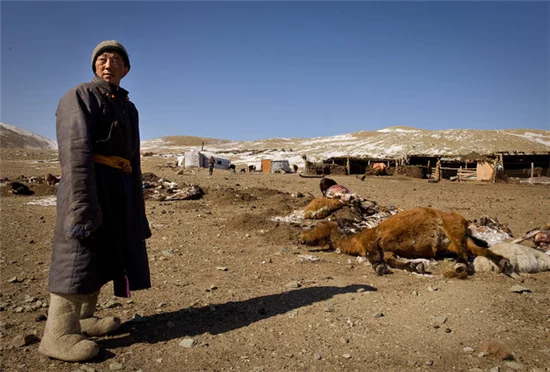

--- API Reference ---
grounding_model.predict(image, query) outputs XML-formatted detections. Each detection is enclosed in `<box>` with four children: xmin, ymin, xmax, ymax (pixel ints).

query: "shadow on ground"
<box><xmin>96</xmin><ymin>284</ymin><xmax>374</xmax><ymax>354</ymax></box>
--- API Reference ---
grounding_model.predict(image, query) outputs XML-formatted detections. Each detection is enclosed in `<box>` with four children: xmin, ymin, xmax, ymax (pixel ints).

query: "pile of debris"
<box><xmin>0</xmin><ymin>174</ymin><xmax>60</xmax><ymax>196</ymax></box>
<box><xmin>274</xmin><ymin>182</ymin><xmax>402</xmax><ymax>232</ymax></box>
<box><xmin>142</xmin><ymin>172</ymin><xmax>204</xmax><ymax>201</ymax></box>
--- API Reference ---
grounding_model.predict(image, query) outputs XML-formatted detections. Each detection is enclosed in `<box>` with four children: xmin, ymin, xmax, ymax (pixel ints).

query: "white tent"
<box><xmin>271</xmin><ymin>160</ymin><xmax>292</xmax><ymax>173</ymax></box>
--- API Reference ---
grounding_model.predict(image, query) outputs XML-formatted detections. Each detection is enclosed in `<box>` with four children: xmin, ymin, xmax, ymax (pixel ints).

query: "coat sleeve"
<box><xmin>56</xmin><ymin>85</ymin><xmax>102</xmax><ymax>239</ymax></box>
<box><xmin>129</xmin><ymin>104</ymin><xmax>152</xmax><ymax>239</ymax></box>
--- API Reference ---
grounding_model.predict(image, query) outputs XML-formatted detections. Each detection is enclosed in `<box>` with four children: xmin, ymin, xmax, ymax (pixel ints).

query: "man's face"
<box><xmin>94</xmin><ymin>51</ymin><xmax>129</xmax><ymax>86</ymax></box>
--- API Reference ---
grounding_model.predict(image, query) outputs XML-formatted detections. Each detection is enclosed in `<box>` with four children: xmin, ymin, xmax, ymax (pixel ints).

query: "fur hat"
<box><xmin>91</xmin><ymin>40</ymin><xmax>130</xmax><ymax>73</ymax></box>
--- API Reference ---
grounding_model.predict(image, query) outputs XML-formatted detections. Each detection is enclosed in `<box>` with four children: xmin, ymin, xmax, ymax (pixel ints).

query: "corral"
<box><xmin>304</xmin><ymin>151</ymin><xmax>550</xmax><ymax>183</ymax></box>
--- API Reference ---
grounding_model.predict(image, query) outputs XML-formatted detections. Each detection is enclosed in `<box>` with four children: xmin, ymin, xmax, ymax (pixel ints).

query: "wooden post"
<box><xmin>530</xmin><ymin>162</ymin><xmax>534</xmax><ymax>184</ymax></box>
<box><xmin>346</xmin><ymin>155</ymin><xmax>350</xmax><ymax>175</ymax></box>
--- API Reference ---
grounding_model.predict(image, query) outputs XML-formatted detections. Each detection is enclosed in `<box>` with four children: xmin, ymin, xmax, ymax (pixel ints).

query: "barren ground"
<box><xmin>1</xmin><ymin>150</ymin><xmax>549</xmax><ymax>372</ymax></box>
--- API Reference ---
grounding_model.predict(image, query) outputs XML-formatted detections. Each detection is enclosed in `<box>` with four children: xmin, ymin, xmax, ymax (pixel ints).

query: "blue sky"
<box><xmin>1</xmin><ymin>1</ymin><xmax>548</xmax><ymax>142</ymax></box>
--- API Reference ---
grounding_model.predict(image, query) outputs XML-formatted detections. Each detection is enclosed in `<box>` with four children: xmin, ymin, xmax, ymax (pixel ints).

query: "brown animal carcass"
<box><xmin>300</xmin><ymin>207</ymin><xmax>514</xmax><ymax>278</ymax></box>
<box><xmin>45</xmin><ymin>173</ymin><xmax>60</xmax><ymax>186</ymax></box>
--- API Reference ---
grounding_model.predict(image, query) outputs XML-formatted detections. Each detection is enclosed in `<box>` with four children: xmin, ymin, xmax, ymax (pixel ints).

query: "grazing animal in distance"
<box><xmin>300</xmin><ymin>207</ymin><xmax>514</xmax><ymax>279</ymax></box>
<box><xmin>522</xmin><ymin>167</ymin><xmax>542</xmax><ymax>178</ymax></box>
<box><xmin>248</xmin><ymin>165</ymin><xmax>256</xmax><ymax>173</ymax></box>
<box><xmin>358</xmin><ymin>162</ymin><xmax>387</xmax><ymax>181</ymax></box>
<box><xmin>228</xmin><ymin>164</ymin><xmax>236</xmax><ymax>172</ymax></box>
<box><xmin>319</xmin><ymin>177</ymin><xmax>338</xmax><ymax>197</ymax></box>
<box><xmin>371</xmin><ymin>162</ymin><xmax>387</xmax><ymax>176</ymax></box>
<box><xmin>293</xmin><ymin>164</ymin><xmax>299</xmax><ymax>173</ymax></box>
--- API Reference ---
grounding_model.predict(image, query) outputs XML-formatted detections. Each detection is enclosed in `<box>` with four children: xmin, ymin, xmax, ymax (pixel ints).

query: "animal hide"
<box><xmin>303</xmin><ymin>198</ymin><xmax>344</xmax><ymax>219</ymax></box>
<box><xmin>474</xmin><ymin>242</ymin><xmax>550</xmax><ymax>274</ymax></box>
<box><xmin>325</xmin><ymin>184</ymin><xmax>351</xmax><ymax>199</ymax></box>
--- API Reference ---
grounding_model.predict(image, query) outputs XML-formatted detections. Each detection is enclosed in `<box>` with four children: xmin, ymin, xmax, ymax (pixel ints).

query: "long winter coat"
<box><xmin>49</xmin><ymin>76</ymin><xmax>151</xmax><ymax>297</ymax></box>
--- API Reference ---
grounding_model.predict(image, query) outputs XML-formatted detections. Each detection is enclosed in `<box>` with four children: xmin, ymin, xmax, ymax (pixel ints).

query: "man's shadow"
<box><xmin>97</xmin><ymin>284</ymin><xmax>374</xmax><ymax>350</ymax></box>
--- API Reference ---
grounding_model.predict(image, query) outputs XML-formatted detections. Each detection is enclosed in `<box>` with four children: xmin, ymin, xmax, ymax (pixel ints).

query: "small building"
<box><xmin>183</xmin><ymin>150</ymin><xmax>231</xmax><ymax>170</ymax></box>
<box><xmin>261</xmin><ymin>159</ymin><xmax>293</xmax><ymax>173</ymax></box>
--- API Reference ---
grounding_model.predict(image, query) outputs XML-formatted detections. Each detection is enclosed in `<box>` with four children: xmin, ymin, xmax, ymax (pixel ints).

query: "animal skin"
<box><xmin>303</xmin><ymin>198</ymin><xmax>345</xmax><ymax>220</ymax></box>
<box><xmin>10</xmin><ymin>181</ymin><xmax>34</xmax><ymax>195</ymax></box>
<box><xmin>300</xmin><ymin>207</ymin><xmax>514</xmax><ymax>279</ymax></box>
<box><xmin>45</xmin><ymin>173</ymin><xmax>60</xmax><ymax>186</ymax></box>
<box><xmin>474</xmin><ymin>242</ymin><xmax>550</xmax><ymax>274</ymax></box>
<box><xmin>319</xmin><ymin>178</ymin><xmax>337</xmax><ymax>197</ymax></box>
<box><xmin>534</xmin><ymin>224</ymin><xmax>550</xmax><ymax>250</ymax></box>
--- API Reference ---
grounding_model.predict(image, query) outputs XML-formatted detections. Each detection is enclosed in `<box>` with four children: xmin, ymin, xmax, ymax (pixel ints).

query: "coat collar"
<box><xmin>91</xmin><ymin>76</ymin><xmax>129</xmax><ymax>99</ymax></box>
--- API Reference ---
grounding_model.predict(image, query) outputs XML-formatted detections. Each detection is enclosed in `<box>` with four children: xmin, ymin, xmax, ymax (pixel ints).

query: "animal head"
<box><xmin>534</xmin><ymin>225</ymin><xmax>550</xmax><ymax>247</ymax></box>
<box><xmin>299</xmin><ymin>221</ymin><xmax>339</xmax><ymax>247</ymax></box>
<box><xmin>319</xmin><ymin>178</ymin><xmax>338</xmax><ymax>196</ymax></box>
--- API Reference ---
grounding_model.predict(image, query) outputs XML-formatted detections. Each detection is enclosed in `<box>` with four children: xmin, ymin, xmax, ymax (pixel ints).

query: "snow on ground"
<box><xmin>89</xmin><ymin>126</ymin><xmax>550</xmax><ymax>170</ymax></box>
<box><xmin>25</xmin><ymin>196</ymin><xmax>57</xmax><ymax>206</ymax></box>
<box><xmin>512</xmin><ymin>131</ymin><xmax>550</xmax><ymax>147</ymax></box>
<box><xmin>377</xmin><ymin>127</ymin><xmax>421</xmax><ymax>133</ymax></box>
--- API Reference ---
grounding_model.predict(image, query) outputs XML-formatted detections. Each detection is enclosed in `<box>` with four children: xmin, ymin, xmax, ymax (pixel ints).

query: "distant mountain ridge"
<box><xmin>141</xmin><ymin>127</ymin><xmax>550</xmax><ymax>166</ymax></box>
<box><xmin>0</xmin><ymin>123</ymin><xmax>57</xmax><ymax>149</ymax></box>
<box><xmin>2</xmin><ymin>123</ymin><xmax>549</xmax><ymax>168</ymax></box>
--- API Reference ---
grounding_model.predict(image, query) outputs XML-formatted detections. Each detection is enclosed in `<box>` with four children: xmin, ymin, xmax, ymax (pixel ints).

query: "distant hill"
<box><xmin>2</xmin><ymin>124</ymin><xmax>548</xmax><ymax>168</ymax></box>
<box><xmin>142</xmin><ymin>127</ymin><xmax>550</xmax><ymax>166</ymax></box>
<box><xmin>142</xmin><ymin>135</ymin><xmax>232</xmax><ymax>149</ymax></box>
<box><xmin>0</xmin><ymin>123</ymin><xmax>57</xmax><ymax>149</ymax></box>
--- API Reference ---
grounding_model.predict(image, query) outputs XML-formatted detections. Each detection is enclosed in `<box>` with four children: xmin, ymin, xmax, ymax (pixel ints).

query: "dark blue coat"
<box><xmin>49</xmin><ymin>77</ymin><xmax>151</xmax><ymax>297</ymax></box>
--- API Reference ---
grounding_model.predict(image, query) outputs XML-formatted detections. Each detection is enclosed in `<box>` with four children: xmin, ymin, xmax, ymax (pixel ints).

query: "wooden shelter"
<box><xmin>303</xmin><ymin>150</ymin><xmax>550</xmax><ymax>182</ymax></box>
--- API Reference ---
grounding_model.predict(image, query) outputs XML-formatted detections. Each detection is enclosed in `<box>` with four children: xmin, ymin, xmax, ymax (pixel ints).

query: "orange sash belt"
<box><xmin>92</xmin><ymin>153</ymin><xmax>132</xmax><ymax>173</ymax></box>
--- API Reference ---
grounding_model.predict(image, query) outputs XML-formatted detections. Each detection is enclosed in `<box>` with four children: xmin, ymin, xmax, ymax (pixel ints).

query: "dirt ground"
<box><xmin>1</xmin><ymin>150</ymin><xmax>549</xmax><ymax>372</ymax></box>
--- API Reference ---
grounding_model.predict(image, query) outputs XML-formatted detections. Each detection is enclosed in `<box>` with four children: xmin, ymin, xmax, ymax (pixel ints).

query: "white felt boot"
<box><xmin>80</xmin><ymin>290</ymin><xmax>121</xmax><ymax>337</ymax></box>
<box><xmin>38</xmin><ymin>293</ymin><xmax>99</xmax><ymax>362</ymax></box>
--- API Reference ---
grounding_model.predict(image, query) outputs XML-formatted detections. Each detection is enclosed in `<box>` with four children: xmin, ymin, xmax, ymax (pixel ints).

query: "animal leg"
<box><xmin>467</xmin><ymin>243</ymin><xmax>515</xmax><ymax>278</ymax></box>
<box><xmin>442</xmin><ymin>263</ymin><xmax>469</xmax><ymax>280</ymax></box>
<box><xmin>383</xmin><ymin>252</ymin><xmax>426</xmax><ymax>274</ymax></box>
<box><xmin>366</xmin><ymin>239</ymin><xmax>391</xmax><ymax>276</ymax></box>
<box><xmin>447</xmin><ymin>238</ymin><xmax>476</xmax><ymax>275</ymax></box>
<box><xmin>299</xmin><ymin>222</ymin><xmax>335</xmax><ymax>247</ymax></box>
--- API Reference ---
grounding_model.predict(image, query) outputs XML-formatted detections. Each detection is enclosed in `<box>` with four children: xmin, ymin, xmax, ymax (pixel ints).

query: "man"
<box><xmin>38</xmin><ymin>40</ymin><xmax>152</xmax><ymax>362</ymax></box>
<box><xmin>209</xmin><ymin>155</ymin><xmax>215</xmax><ymax>176</ymax></box>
